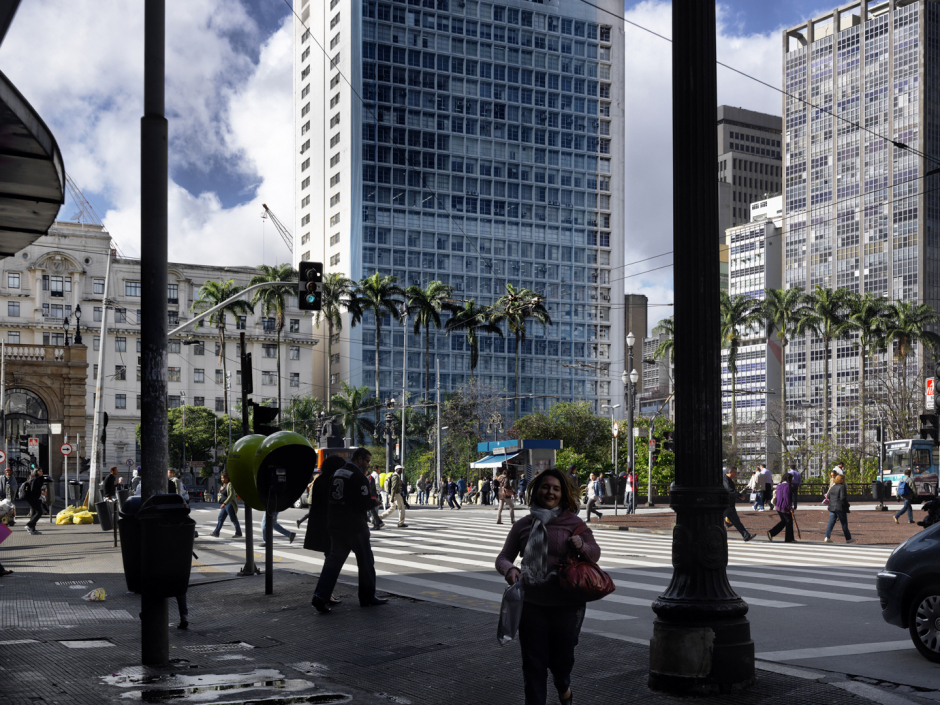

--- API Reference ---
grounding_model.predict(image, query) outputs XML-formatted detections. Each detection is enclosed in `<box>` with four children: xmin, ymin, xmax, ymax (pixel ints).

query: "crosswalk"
<box><xmin>193</xmin><ymin>508</ymin><xmax>891</xmax><ymax>626</ymax></box>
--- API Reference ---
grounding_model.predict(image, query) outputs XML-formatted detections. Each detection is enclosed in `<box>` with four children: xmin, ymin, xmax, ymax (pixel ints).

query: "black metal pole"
<box><xmin>238</xmin><ymin>332</ymin><xmax>259</xmax><ymax>577</ymax></box>
<box><xmin>265</xmin><ymin>487</ymin><xmax>273</xmax><ymax>595</ymax></box>
<box><xmin>140</xmin><ymin>0</ymin><xmax>169</xmax><ymax>667</ymax></box>
<box><xmin>648</xmin><ymin>1</ymin><xmax>754</xmax><ymax>694</ymax></box>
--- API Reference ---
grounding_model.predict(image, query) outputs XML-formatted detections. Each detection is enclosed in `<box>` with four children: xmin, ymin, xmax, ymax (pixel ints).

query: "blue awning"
<box><xmin>470</xmin><ymin>452</ymin><xmax>520</xmax><ymax>469</ymax></box>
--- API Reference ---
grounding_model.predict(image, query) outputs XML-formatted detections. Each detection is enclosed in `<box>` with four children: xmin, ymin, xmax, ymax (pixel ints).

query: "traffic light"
<box><xmin>298</xmin><ymin>261</ymin><xmax>323</xmax><ymax>311</ymax></box>
<box><xmin>650</xmin><ymin>441</ymin><xmax>660</xmax><ymax>464</ymax></box>
<box><xmin>101</xmin><ymin>411</ymin><xmax>109</xmax><ymax>445</ymax></box>
<box><xmin>250</xmin><ymin>401</ymin><xmax>280</xmax><ymax>436</ymax></box>
<box><xmin>81</xmin><ymin>457</ymin><xmax>91</xmax><ymax>474</ymax></box>
<box><xmin>242</xmin><ymin>352</ymin><xmax>253</xmax><ymax>395</ymax></box>
<box><xmin>661</xmin><ymin>431</ymin><xmax>675</xmax><ymax>452</ymax></box>
<box><xmin>28</xmin><ymin>454</ymin><xmax>37</xmax><ymax>471</ymax></box>
<box><xmin>18</xmin><ymin>436</ymin><xmax>28</xmax><ymax>454</ymax></box>
<box><xmin>920</xmin><ymin>414</ymin><xmax>938</xmax><ymax>444</ymax></box>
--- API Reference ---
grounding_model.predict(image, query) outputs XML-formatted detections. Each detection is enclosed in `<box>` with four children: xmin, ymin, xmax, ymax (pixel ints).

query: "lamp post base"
<box><xmin>648</xmin><ymin>617</ymin><xmax>755</xmax><ymax>695</ymax></box>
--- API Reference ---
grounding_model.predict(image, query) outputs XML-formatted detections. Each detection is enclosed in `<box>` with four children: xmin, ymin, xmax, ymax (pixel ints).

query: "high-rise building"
<box><xmin>782</xmin><ymin>0</ymin><xmax>940</xmax><ymax>446</ymax></box>
<box><xmin>623</xmin><ymin>293</ymin><xmax>647</xmax><ymax>394</ymax></box>
<box><xmin>293</xmin><ymin>0</ymin><xmax>626</xmax><ymax>416</ymax></box>
<box><xmin>717</xmin><ymin>106</ymin><xmax>784</xmax><ymax>230</ymax></box>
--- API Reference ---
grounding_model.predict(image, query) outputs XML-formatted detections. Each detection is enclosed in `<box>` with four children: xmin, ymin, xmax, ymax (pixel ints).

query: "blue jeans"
<box><xmin>753</xmin><ymin>493</ymin><xmax>765</xmax><ymax>510</ymax></box>
<box><xmin>825</xmin><ymin>510</ymin><xmax>852</xmax><ymax>540</ymax></box>
<box><xmin>214</xmin><ymin>504</ymin><xmax>241</xmax><ymax>535</ymax></box>
<box><xmin>895</xmin><ymin>499</ymin><xmax>914</xmax><ymax>523</ymax></box>
<box><xmin>261</xmin><ymin>512</ymin><xmax>291</xmax><ymax>543</ymax></box>
<box><xmin>314</xmin><ymin>527</ymin><xmax>376</xmax><ymax>605</ymax></box>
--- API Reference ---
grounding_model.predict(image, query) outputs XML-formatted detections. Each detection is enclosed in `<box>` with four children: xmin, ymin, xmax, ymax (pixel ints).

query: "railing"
<box><xmin>5</xmin><ymin>344</ymin><xmax>67</xmax><ymax>362</ymax></box>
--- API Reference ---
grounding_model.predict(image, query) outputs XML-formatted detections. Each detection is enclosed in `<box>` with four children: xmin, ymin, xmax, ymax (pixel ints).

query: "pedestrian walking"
<box><xmin>447</xmin><ymin>477</ymin><xmax>461</xmax><ymax>509</ymax></box>
<box><xmin>303</xmin><ymin>455</ymin><xmax>345</xmax><ymax>607</ymax></box>
<box><xmin>517</xmin><ymin>476</ymin><xmax>529</xmax><ymax>506</ymax></box>
<box><xmin>824</xmin><ymin>469</ymin><xmax>857</xmax><ymax>543</ymax></box>
<box><xmin>210</xmin><ymin>471</ymin><xmax>242</xmax><ymax>538</ymax></box>
<box><xmin>566</xmin><ymin>465</ymin><xmax>579</xmax><ymax>492</ymax></box>
<box><xmin>380</xmin><ymin>465</ymin><xmax>408</xmax><ymax>527</ymax></box>
<box><xmin>584</xmin><ymin>472</ymin><xmax>603</xmax><ymax>523</ymax></box>
<box><xmin>416</xmin><ymin>475</ymin><xmax>427</xmax><ymax>505</ymax></box>
<box><xmin>894</xmin><ymin>468</ymin><xmax>915</xmax><ymax>524</ymax></box>
<box><xmin>365</xmin><ymin>468</ymin><xmax>384</xmax><ymax>530</ymax></box>
<box><xmin>767</xmin><ymin>470</ymin><xmax>795</xmax><ymax>542</ymax></box>
<box><xmin>748</xmin><ymin>468</ymin><xmax>766</xmax><ymax>510</ymax></box>
<box><xmin>788</xmin><ymin>465</ymin><xmax>802</xmax><ymax>510</ymax></box>
<box><xmin>723</xmin><ymin>467</ymin><xmax>753</xmax><ymax>542</ymax></box>
<box><xmin>457</xmin><ymin>476</ymin><xmax>467</xmax><ymax>503</ymax></box>
<box><xmin>624</xmin><ymin>469</ymin><xmax>636</xmax><ymax>514</ymax></box>
<box><xmin>1</xmin><ymin>467</ymin><xmax>18</xmax><ymax>527</ymax></box>
<box><xmin>379</xmin><ymin>467</ymin><xmax>390</xmax><ymax>510</ymax></box>
<box><xmin>760</xmin><ymin>463</ymin><xmax>773</xmax><ymax>510</ymax></box>
<box><xmin>482</xmin><ymin>477</ymin><xmax>492</xmax><ymax>505</ymax></box>
<box><xmin>261</xmin><ymin>512</ymin><xmax>297</xmax><ymax>545</ymax></box>
<box><xmin>22</xmin><ymin>467</ymin><xmax>45</xmax><ymax>535</ymax></box>
<box><xmin>496</xmin><ymin>471</ymin><xmax>516</xmax><ymax>524</ymax></box>
<box><xmin>103</xmin><ymin>466</ymin><xmax>120</xmax><ymax>499</ymax></box>
<box><xmin>311</xmin><ymin>447</ymin><xmax>387</xmax><ymax>613</ymax></box>
<box><xmin>496</xmin><ymin>468</ymin><xmax>599</xmax><ymax>705</ymax></box>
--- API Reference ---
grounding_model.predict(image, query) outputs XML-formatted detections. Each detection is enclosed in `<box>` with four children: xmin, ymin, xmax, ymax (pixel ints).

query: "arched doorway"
<box><xmin>5</xmin><ymin>388</ymin><xmax>49</xmax><ymax>480</ymax></box>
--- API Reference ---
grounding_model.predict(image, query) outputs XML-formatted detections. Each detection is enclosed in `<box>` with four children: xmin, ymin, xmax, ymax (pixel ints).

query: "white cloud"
<box><xmin>0</xmin><ymin>0</ymin><xmax>293</xmax><ymax>266</ymax></box>
<box><xmin>622</xmin><ymin>1</ymin><xmax>782</xmax><ymax>334</ymax></box>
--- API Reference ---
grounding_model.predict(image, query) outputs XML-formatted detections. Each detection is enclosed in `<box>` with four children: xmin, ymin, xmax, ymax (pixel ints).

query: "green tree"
<box><xmin>492</xmin><ymin>284</ymin><xmax>553</xmax><ymax>421</ymax></box>
<box><xmin>405</xmin><ymin>280</ymin><xmax>454</xmax><ymax>401</ymax></box>
<box><xmin>249</xmin><ymin>263</ymin><xmax>298</xmax><ymax>417</ymax></box>
<box><xmin>800</xmin><ymin>286</ymin><xmax>850</xmax><ymax>448</ymax></box>
<box><xmin>191</xmin><ymin>279</ymin><xmax>255</xmax><ymax>420</ymax></box>
<box><xmin>883</xmin><ymin>300</ymin><xmax>940</xmax><ymax>399</ymax></box>
<box><xmin>842</xmin><ymin>291</ymin><xmax>891</xmax><ymax>450</ymax></box>
<box><xmin>758</xmin><ymin>287</ymin><xmax>813</xmax><ymax>451</ymax></box>
<box><xmin>510</xmin><ymin>401</ymin><xmax>612</xmax><ymax>467</ymax></box>
<box><xmin>331</xmin><ymin>382</ymin><xmax>379</xmax><ymax>446</ymax></box>
<box><xmin>136</xmin><ymin>406</ymin><xmax>236</xmax><ymax>469</ymax></box>
<box><xmin>280</xmin><ymin>395</ymin><xmax>326</xmax><ymax>440</ymax></box>
<box><xmin>356</xmin><ymin>272</ymin><xmax>403</xmax><ymax>420</ymax></box>
<box><xmin>720</xmin><ymin>290</ymin><xmax>761</xmax><ymax>453</ymax></box>
<box><xmin>444</xmin><ymin>299</ymin><xmax>503</xmax><ymax>373</ymax></box>
<box><xmin>652</xmin><ymin>317</ymin><xmax>674</xmax><ymax>363</ymax></box>
<box><xmin>315</xmin><ymin>273</ymin><xmax>361</xmax><ymax>412</ymax></box>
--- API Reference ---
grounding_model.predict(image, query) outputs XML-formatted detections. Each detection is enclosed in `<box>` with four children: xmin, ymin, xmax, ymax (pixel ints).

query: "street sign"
<box><xmin>928</xmin><ymin>378</ymin><xmax>936</xmax><ymax>411</ymax></box>
<box><xmin>649</xmin><ymin>439</ymin><xmax>656</xmax><ymax>448</ymax></box>
<box><xmin>126</xmin><ymin>459</ymin><xmax>133</xmax><ymax>467</ymax></box>
<box><xmin>60</xmin><ymin>443</ymin><xmax>73</xmax><ymax>456</ymax></box>
<box><xmin>28</xmin><ymin>437</ymin><xmax>39</xmax><ymax>452</ymax></box>
<box><xmin>187</xmin><ymin>460</ymin><xmax>205</xmax><ymax>467</ymax></box>
<box><xmin>612</xmin><ymin>422</ymin><xmax>619</xmax><ymax>438</ymax></box>
<box><xmin>0</xmin><ymin>450</ymin><xmax>7</xmax><ymax>464</ymax></box>
<box><xmin>50</xmin><ymin>423</ymin><xmax>62</xmax><ymax>435</ymax></box>
<box><xmin>26</xmin><ymin>424</ymin><xmax>49</xmax><ymax>435</ymax></box>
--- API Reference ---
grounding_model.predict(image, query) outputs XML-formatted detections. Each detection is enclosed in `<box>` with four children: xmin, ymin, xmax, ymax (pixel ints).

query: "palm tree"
<box><xmin>281</xmin><ymin>395</ymin><xmax>325</xmax><ymax>438</ymax></box>
<box><xmin>249</xmin><ymin>263</ymin><xmax>298</xmax><ymax>419</ymax></box>
<box><xmin>315</xmin><ymin>273</ymin><xmax>362</xmax><ymax>412</ymax></box>
<box><xmin>758</xmin><ymin>287</ymin><xmax>813</xmax><ymax>451</ymax></box>
<box><xmin>883</xmin><ymin>300</ymin><xmax>940</xmax><ymax>400</ymax></box>
<box><xmin>799</xmin><ymin>286</ymin><xmax>850</xmax><ymax>448</ymax></box>
<box><xmin>491</xmin><ymin>284</ymin><xmax>553</xmax><ymax>421</ymax></box>
<box><xmin>719</xmin><ymin>291</ymin><xmax>761</xmax><ymax>454</ymax></box>
<box><xmin>651</xmin><ymin>317</ymin><xmax>674</xmax><ymax>364</ymax></box>
<box><xmin>842</xmin><ymin>292</ymin><xmax>890</xmax><ymax>450</ymax></box>
<box><xmin>191</xmin><ymin>280</ymin><xmax>254</xmax><ymax>424</ymax></box>
<box><xmin>330</xmin><ymin>382</ymin><xmax>379</xmax><ymax>446</ymax></box>
<box><xmin>356</xmin><ymin>272</ymin><xmax>403</xmax><ymax>419</ymax></box>
<box><xmin>406</xmin><ymin>281</ymin><xmax>454</xmax><ymax>401</ymax></box>
<box><xmin>444</xmin><ymin>299</ymin><xmax>504</xmax><ymax>373</ymax></box>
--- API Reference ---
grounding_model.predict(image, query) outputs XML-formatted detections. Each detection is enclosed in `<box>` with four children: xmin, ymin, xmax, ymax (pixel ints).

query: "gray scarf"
<box><xmin>522</xmin><ymin>505</ymin><xmax>562</xmax><ymax>586</ymax></box>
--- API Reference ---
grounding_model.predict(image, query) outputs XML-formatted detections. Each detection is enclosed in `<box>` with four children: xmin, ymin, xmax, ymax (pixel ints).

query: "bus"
<box><xmin>316</xmin><ymin>446</ymin><xmax>357</xmax><ymax>469</ymax></box>
<box><xmin>882</xmin><ymin>439</ymin><xmax>940</xmax><ymax>500</ymax></box>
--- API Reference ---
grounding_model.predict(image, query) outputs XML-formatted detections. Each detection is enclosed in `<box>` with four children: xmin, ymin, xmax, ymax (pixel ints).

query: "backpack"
<box><xmin>18</xmin><ymin>480</ymin><xmax>28</xmax><ymax>500</ymax></box>
<box><xmin>899</xmin><ymin>478</ymin><xmax>911</xmax><ymax>497</ymax></box>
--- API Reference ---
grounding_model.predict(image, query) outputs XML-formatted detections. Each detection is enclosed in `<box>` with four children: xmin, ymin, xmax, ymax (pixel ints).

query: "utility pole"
<box><xmin>139</xmin><ymin>0</ymin><xmax>169</xmax><ymax>667</ymax></box>
<box><xmin>88</xmin><ymin>251</ymin><xmax>113</xmax><ymax>506</ymax></box>
<box><xmin>400</xmin><ymin>306</ymin><xmax>407</xmax><ymax>470</ymax></box>
<box><xmin>648</xmin><ymin>1</ymin><xmax>754</xmax><ymax>693</ymax></box>
<box><xmin>435</xmin><ymin>357</ymin><xmax>441</xmax><ymax>495</ymax></box>
<box><xmin>238</xmin><ymin>332</ymin><xmax>259</xmax><ymax>577</ymax></box>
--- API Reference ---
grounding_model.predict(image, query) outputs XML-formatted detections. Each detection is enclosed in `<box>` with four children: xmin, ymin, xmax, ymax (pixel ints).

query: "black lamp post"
<box><xmin>62</xmin><ymin>316</ymin><xmax>71</xmax><ymax>347</ymax></box>
<box><xmin>648</xmin><ymin>0</ymin><xmax>754</xmax><ymax>694</ymax></box>
<box><xmin>74</xmin><ymin>304</ymin><xmax>82</xmax><ymax>345</ymax></box>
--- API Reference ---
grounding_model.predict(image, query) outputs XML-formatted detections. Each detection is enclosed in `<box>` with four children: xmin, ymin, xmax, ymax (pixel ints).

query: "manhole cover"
<box><xmin>55</xmin><ymin>580</ymin><xmax>93</xmax><ymax>586</ymax></box>
<box><xmin>184</xmin><ymin>642</ymin><xmax>255</xmax><ymax>653</ymax></box>
<box><xmin>59</xmin><ymin>639</ymin><xmax>114</xmax><ymax>649</ymax></box>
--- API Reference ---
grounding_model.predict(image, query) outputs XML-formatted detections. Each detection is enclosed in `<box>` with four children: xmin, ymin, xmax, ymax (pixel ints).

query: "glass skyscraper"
<box><xmin>293</xmin><ymin>0</ymin><xmax>625</xmax><ymax>415</ymax></box>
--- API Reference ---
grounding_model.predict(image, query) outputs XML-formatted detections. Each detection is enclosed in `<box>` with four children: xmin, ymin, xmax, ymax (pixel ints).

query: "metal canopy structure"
<box><xmin>470</xmin><ymin>452</ymin><xmax>521</xmax><ymax>469</ymax></box>
<box><xmin>0</xmin><ymin>1</ymin><xmax>66</xmax><ymax>259</ymax></box>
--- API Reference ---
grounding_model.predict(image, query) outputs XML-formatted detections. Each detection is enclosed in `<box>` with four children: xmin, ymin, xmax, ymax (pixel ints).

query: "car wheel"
<box><xmin>908</xmin><ymin>587</ymin><xmax>940</xmax><ymax>663</ymax></box>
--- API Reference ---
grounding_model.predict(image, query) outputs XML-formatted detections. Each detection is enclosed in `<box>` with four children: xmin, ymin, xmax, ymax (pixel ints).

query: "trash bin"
<box><xmin>872</xmin><ymin>480</ymin><xmax>884</xmax><ymax>501</ymax></box>
<box><xmin>68</xmin><ymin>480</ymin><xmax>83</xmax><ymax>504</ymax></box>
<box><xmin>885</xmin><ymin>480</ymin><xmax>893</xmax><ymax>497</ymax></box>
<box><xmin>96</xmin><ymin>500</ymin><xmax>115</xmax><ymax>531</ymax></box>
<box><xmin>116</xmin><ymin>488</ymin><xmax>131</xmax><ymax>509</ymax></box>
<box><xmin>118</xmin><ymin>494</ymin><xmax>194</xmax><ymax>598</ymax></box>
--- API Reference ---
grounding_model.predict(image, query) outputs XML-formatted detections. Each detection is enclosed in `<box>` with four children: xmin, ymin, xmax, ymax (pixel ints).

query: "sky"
<box><xmin>0</xmin><ymin>0</ymin><xmax>830</xmax><ymax>333</ymax></box>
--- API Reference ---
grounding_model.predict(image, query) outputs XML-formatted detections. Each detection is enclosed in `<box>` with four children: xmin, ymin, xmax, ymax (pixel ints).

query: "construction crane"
<box><xmin>65</xmin><ymin>173</ymin><xmax>130</xmax><ymax>258</ymax></box>
<box><xmin>261</xmin><ymin>203</ymin><xmax>293</xmax><ymax>255</ymax></box>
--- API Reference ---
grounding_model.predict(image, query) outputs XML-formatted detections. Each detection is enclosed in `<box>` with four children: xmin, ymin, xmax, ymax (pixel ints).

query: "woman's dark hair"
<box><xmin>321</xmin><ymin>455</ymin><xmax>346</xmax><ymax>475</ymax></box>
<box><xmin>526</xmin><ymin>468</ymin><xmax>579</xmax><ymax>513</ymax></box>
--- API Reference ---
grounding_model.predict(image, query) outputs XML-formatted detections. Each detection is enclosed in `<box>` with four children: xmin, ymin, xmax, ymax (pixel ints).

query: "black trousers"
<box><xmin>769</xmin><ymin>511</ymin><xmax>795</xmax><ymax>542</ymax></box>
<box><xmin>724</xmin><ymin>505</ymin><xmax>748</xmax><ymax>538</ymax></box>
<box><xmin>26</xmin><ymin>500</ymin><xmax>42</xmax><ymax>530</ymax></box>
<box><xmin>482</xmin><ymin>491</ymin><xmax>490</xmax><ymax>505</ymax></box>
<box><xmin>314</xmin><ymin>528</ymin><xmax>377</xmax><ymax>605</ymax></box>
<box><xmin>518</xmin><ymin>601</ymin><xmax>585</xmax><ymax>705</ymax></box>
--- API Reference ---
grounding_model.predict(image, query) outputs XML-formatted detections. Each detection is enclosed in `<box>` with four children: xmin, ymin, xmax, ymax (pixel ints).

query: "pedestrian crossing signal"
<box><xmin>920</xmin><ymin>414</ymin><xmax>938</xmax><ymax>444</ymax></box>
<box><xmin>661</xmin><ymin>431</ymin><xmax>675</xmax><ymax>452</ymax></box>
<box><xmin>298</xmin><ymin>261</ymin><xmax>323</xmax><ymax>311</ymax></box>
<box><xmin>250</xmin><ymin>401</ymin><xmax>281</xmax><ymax>436</ymax></box>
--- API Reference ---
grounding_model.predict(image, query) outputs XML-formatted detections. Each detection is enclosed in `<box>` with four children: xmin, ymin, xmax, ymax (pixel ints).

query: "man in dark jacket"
<box><xmin>23</xmin><ymin>468</ymin><xmax>45</xmax><ymax>535</ymax></box>
<box><xmin>311</xmin><ymin>448</ymin><xmax>386</xmax><ymax>613</ymax></box>
<box><xmin>103</xmin><ymin>466</ymin><xmax>120</xmax><ymax>499</ymax></box>
<box><xmin>365</xmin><ymin>469</ymin><xmax>384</xmax><ymax>530</ymax></box>
<box><xmin>723</xmin><ymin>467</ymin><xmax>753</xmax><ymax>542</ymax></box>
<box><xmin>481</xmin><ymin>478</ymin><xmax>491</xmax><ymax>505</ymax></box>
<box><xmin>447</xmin><ymin>477</ymin><xmax>461</xmax><ymax>509</ymax></box>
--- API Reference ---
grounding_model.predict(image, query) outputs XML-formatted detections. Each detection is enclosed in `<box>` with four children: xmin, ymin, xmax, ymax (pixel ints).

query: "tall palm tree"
<box><xmin>192</xmin><ymin>280</ymin><xmax>254</xmax><ymax>425</ymax></box>
<box><xmin>444</xmin><ymin>299</ymin><xmax>504</xmax><ymax>373</ymax></box>
<box><xmin>314</xmin><ymin>273</ymin><xmax>361</xmax><ymax>412</ymax></box>
<box><xmin>491</xmin><ymin>284</ymin><xmax>553</xmax><ymax>421</ymax></box>
<box><xmin>883</xmin><ymin>300</ymin><xmax>940</xmax><ymax>400</ymax></box>
<box><xmin>651</xmin><ymin>317</ymin><xmax>674</xmax><ymax>364</ymax></box>
<box><xmin>758</xmin><ymin>287</ymin><xmax>813</xmax><ymax>451</ymax></box>
<box><xmin>330</xmin><ymin>382</ymin><xmax>379</xmax><ymax>446</ymax></box>
<box><xmin>356</xmin><ymin>272</ymin><xmax>403</xmax><ymax>419</ymax></box>
<box><xmin>719</xmin><ymin>291</ymin><xmax>761</xmax><ymax>453</ymax></box>
<box><xmin>249</xmin><ymin>263</ymin><xmax>298</xmax><ymax>419</ymax></box>
<box><xmin>799</xmin><ymin>286</ymin><xmax>850</xmax><ymax>448</ymax></box>
<box><xmin>406</xmin><ymin>281</ymin><xmax>454</xmax><ymax>401</ymax></box>
<box><xmin>842</xmin><ymin>291</ymin><xmax>890</xmax><ymax>450</ymax></box>
<box><xmin>281</xmin><ymin>395</ymin><xmax>325</xmax><ymax>438</ymax></box>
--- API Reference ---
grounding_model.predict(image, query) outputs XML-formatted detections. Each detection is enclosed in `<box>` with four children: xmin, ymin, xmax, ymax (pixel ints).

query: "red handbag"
<box><xmin>557</xmin><ymin>523</ymin><xmax>616</xmax><ymax>602</ymax></box>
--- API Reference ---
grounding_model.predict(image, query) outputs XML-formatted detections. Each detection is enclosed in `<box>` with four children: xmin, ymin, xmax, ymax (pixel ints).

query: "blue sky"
<box><xmin>0</xmin><ymin>1</ymin><xmax>822</xmax><ymax>319</ymax></box>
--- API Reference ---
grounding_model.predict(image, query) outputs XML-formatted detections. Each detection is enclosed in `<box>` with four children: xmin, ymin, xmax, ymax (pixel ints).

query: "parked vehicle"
<box><xmin>882</xmin><ymin>439</ymin><xmax>939</xmax><ymax>500</ymax></box>
<box><xmin>877</xmin><ymin>522</ymin><xmax>940</xmax><ymax>662</ymax></box>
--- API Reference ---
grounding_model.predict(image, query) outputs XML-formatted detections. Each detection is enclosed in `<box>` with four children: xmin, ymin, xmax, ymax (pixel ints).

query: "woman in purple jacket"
<box><xmin>496</xmin><ymin>468</ymin><xmax>601</xmax><ymax>705</ymax></box>
<box><xmin>767</xmin><ymin>471</ymin><xmax>796</xmax><ymax>542</ymax></box>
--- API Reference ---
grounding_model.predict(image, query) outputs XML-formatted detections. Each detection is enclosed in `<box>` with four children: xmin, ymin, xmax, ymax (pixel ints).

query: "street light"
<box><xmin>623</xmin><ymin>331</ymin><xmax>639</xmax><ymax>508</ymax></box>
<box><xmin>180</xmin><ymin>391</ymin><xmax>186</xmax><ymax>476</ymax></box>
<box><xmin>74</xmin><ymin>304</ymin><xmax>82</xmax><ymax>345</ymax></box>
<box><xmin>63</xmin><ymin>315</ymin><xmax>71</xmax><ymax>347</ymax></box>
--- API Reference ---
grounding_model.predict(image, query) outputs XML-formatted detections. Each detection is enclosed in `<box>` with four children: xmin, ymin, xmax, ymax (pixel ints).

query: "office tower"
<box><xmin>640</xmin><ymin>325</ymin><xmax>672</xmax><ymax>420</ymax></box>
<box><xmin>293</xmin><ymin>0</ymin><xmax>625</xmax><ymax>415</ymax></box>
<box><xmin>782</xmin><ymin>0</ymin><xmax>940</xmax><ymax>447</ymax></box>
<box><xmin>717</xmin><ymin>106</ymin><xmax>784</xmax><ymax>230</ymax></box>
<box><xmin>624</xmin><ymin>293</ymin><xmax>647</xmax><ymax>394</ymax></box>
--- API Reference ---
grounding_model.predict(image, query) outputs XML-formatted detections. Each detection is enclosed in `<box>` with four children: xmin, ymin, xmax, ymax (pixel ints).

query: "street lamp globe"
<box><xmin>621</xmin><ymin>369</ymin><xmax>629</xmax><ymax>386</ymax></box>
<box><xmin>630</xmin><ymin>368</ymin><xmax>639</xmax><ymax>385</ymax></box>
<box><xmin>626</xmin><ymin>331</ymin><xmax>635</xmax><ymax>348</ymax></box>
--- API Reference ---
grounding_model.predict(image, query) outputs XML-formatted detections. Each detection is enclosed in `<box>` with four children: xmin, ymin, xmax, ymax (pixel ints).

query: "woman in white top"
<box><xmin>749</xmin><ymin>469</ymin><xmax>766</xmax><ymax>511</ymax></box>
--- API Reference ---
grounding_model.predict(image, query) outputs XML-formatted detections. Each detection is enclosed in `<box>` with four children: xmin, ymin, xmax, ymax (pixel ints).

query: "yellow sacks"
<box><xmin>56</xmin><ymin>505</ymin><xmax>80</xmax><ymax>525</ymax></box>
<box><xmin>72</xmin><ymin>510</ymin><xmax>95</xmax><ymax>525</ymax></box>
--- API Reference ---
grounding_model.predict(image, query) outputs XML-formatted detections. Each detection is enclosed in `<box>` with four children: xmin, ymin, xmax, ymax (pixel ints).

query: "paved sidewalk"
<box><xmin>0</xmin><ymin>521</ymin><xmax>925</xmax><ymax>704</ymax></box>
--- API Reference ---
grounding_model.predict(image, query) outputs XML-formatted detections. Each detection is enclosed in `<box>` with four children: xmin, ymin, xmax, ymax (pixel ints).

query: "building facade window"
<box><xmin>7</xmin><ymin>302</ymin><xmax>18</xmax><ymax>317</ymax></box>
<box><xmin>168</xmin><ymin>367</ymin><xmax>181</xmax><ymax>382</ymax></box>
<box><xmin>115</xmin><ymin>394</ymin><xmax>126</xmax><ymax>409</ymax></box>
<box><xmin>289</xmin><ymin>319</ymin><xmax>300</xmax><ymax>333</ymax></box>
<box><xmin>125</xmin><ymin>281</ymin><xmax>141</xmax><ymax>297</ymax></box>
<box><xmin>8</xmin><ymin>332</ymin><xmax>19</xmax><ymax>344</ymax></box>
<box><xmin>115</xmin><ymin>365</ymin><xmax>126</xmax><ymax>381</ymax></box>
<box><xmin>262</xmin><ymin>344</ymin><xmax>277</xmax><ymax>358</ymax></box>
<box><xmin>93</xmin><ymin>278</ymin><xmax>105</xmax><ymax>294</ymax></box>
<box><xmin>290</xmin><ymin>372</ymin><xmax>300</xmax><ymax>387</ymax></box>
<box><xmin>289</xmin><ymin>346</ymin><xmax>300</xmax><ymax>360</ymax></box>
<box><xmin>115</xmin><ymin>337</ymin><xmax>126</xmax><ymax>352</ymax></box>
<box><xmin>193</xmin><ymin>396</ymin><xmax>204</xmax><ymax>407</ymax></box>
<box><xmin>194</xmin><ymin>368</ymin><xmax>205</xmax><ymax>383</ymax></box>
<box><xmin>167</xmin><ymin>283</ymin><xmax>178</xmax><ymax>303</ymax></box>
<box><xmin>262</xmin><ymin>371</ymin><xmax>277</xmax><ymax>386</ymax></box>
<box><xmin>7</xmin><ymin>273</ymin><xmax>19</xmax><ymax>288</ymax></box>
<box><xmin>215</xmin><ymin>397</ymin><xmax>225</xmax><ymax>412</ymax></box>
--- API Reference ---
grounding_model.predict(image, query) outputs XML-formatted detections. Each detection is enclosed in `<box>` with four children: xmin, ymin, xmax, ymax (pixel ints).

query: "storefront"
<box><xmin>472</xmin><ymin>439</ymin><xmax>563</xmax><ymax>481</ymax></box>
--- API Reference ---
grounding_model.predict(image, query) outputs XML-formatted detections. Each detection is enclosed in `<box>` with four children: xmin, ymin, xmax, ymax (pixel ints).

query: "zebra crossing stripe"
<box><xmin>724</xmin><ymin>568</ymin><xmax>875</xmax><ymax>592</ymax></box>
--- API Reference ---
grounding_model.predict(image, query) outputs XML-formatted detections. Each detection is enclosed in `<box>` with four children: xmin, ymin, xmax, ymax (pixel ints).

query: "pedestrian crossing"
<box><xmin>193</xmin><ymin>508</ymin><xmax>891</xmax><ymax>624</ymax></box>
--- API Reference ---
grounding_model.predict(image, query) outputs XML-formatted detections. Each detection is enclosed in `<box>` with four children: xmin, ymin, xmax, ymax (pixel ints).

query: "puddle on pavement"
<box><xmin>121</xmin><ymin>678</ymin><xmax>316</xmax><ymax>702</ymax></box>
<box><xmin>103</xmin><ymin>667</ymin><xmax>283</xmax><ymax>689</ymax></box>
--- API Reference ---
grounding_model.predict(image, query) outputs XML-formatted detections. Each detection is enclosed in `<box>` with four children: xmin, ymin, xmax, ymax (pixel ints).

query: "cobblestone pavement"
<box><xmin>0</xmin><ymin>521</ymin><xmax>923</xmax><ymax>704</ymax></box>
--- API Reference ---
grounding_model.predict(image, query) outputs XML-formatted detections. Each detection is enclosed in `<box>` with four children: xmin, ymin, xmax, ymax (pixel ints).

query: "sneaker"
<box><xmin>296</xmin><ymin>518</ymin><xmax>303</xmax><ymax>529</ymax></box>
<box><xmin>766</xmin><ymin>531</ymin><xmax>773</xmax><ymax>542</ymax></box>
<box><xmin>311</xmin><ymin>594</ymin><xmax>331</xmax><ymax>614</ymax></box>
<box><xmin>846</xmin><ymin>538</ymin><xmax>857</xmax><ymax>544</ymax></box>
<box><xmin>894</xmin><ymin>516</ymin><xmax>899</xmax><ymax>524</ymax></box>
<box><xmin>289</xmin><ymin>532</ymin><xmax>297</xmax><ymax>544</ymax></box>
<box><xmin>743</xmin><ymin>533</ymin><xmax>753</xmax><ymax>542</ymax></box>
<box><xmin>823</xmin><ymin>537</ymin><xmax>832</xmax><ymax>543</ymax></box>
<box><xmin>210</xmin><ymin>532</ymin><xmax>220</xmax><ymax>537</ymax></box>
<box><xmin>397</xmin><ymin>523</ymin><xmax>408</xmax><ymax>528</ymax></box>
<box><xmin>233</xmin><ymin>532</ymin><xmax>243</xmax><ymax>538</ymax></box>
